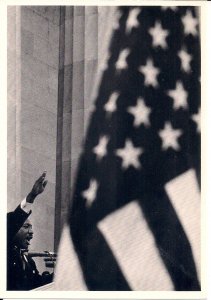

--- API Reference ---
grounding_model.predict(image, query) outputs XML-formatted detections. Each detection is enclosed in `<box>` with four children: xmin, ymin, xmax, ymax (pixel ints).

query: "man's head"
<box><xmin>13</xmin><ymin>219</ymin><xmax>33</xmax><ymax>250</ymax></box>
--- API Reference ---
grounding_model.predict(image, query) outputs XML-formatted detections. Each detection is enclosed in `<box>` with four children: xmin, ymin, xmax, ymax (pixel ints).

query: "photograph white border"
<box><xmin>0</xmin><ymin>0</ymin><xmax>209</xmax><ymax>299</ymax></box>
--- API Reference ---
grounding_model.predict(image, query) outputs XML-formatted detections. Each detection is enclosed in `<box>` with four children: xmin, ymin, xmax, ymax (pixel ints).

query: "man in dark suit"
<box><xmin>7</xmin><ymin>172</ymin><xmax>53</xmax><ymax>290</ymax></box>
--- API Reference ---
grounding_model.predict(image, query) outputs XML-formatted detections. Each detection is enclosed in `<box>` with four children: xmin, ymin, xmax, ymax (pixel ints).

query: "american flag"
<box><xmin>55</xmin><ymin>6</ymin><xmax>201</xmax><ymax>291</ymax></box>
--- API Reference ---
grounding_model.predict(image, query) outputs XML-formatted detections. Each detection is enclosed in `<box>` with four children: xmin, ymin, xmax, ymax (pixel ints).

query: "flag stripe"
<box><xmin>54</xmin><ymin>225</ymin><xmax>87</xmax><ymax>290</ymax></box>
<box><xmin>136</xmin><ymin>185</ymin><xmax>200</xmax><ymax>291</ymax></box>
<box><xmin>98</xmin><ymin>200</ymin><xmax>174</xmax><ymax>290</ymax></box>
<box><xmin>71</xmin><ymin>226</ymin><xmax>131</xmax><ymax>290</ymax></box>
<box><xmin>165</xmin><ymin>169</ymin><xmax>201</xmax><ymax>280</ymax></box>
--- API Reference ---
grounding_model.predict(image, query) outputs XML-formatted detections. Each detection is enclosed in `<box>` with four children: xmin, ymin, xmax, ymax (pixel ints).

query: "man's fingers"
<box><xmin>30</xmin><ymin>172</ymin><xmax>47</xmax><ymax>198</ymax></box>
<box><xmin>43</xmin><ymin>180</ymin><xmax>48</xmax><ymax>188</ymax></box>
<box><xmin>37</xmin><ymin>171</ymin><xmax>47</xmax><ymax>183</ymax></box>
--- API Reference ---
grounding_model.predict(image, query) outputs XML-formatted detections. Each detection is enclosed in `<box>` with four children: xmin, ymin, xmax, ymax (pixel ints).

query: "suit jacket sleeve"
<box><xmin>7</xmin><ymin>205</ymin><xmax>32</xmax><ymax>245</ymax></box>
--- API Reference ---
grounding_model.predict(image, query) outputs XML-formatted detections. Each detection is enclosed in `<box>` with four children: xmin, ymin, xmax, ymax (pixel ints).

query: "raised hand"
<box><xmin>26</xmin><ymin>172</ymin><xmax>48</xmax><ymax>203</ymax></box>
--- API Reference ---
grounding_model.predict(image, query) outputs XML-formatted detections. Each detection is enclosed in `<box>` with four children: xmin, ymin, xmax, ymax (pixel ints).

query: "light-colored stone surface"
<box><xmin>60</xmin><ymin>160</ymin><xmax>72</xmax><ymax>210</ymax></box>
<box><xmin>33</xmin><ymin>34</ymin><xmax>59</xmax><ymax>69</ymax></box>
<box><xmin>72</xmin><ymin>61</ymin><xmax>84</xmax><ymax>110</ymax></box>
<box><xmin>62</xmin><ymin>112</ymin><xmax>72</xmax><ymax>162</ymax></box>
<box><xmin>63</xmin><ymin>65</ymin><xmax>73</xmax><ymax>113</ymax></box>
<box><xmin>21</xmin><ymin>28</ymin><xmax>34</xmax><ymax>56</ymax></box>
<box><xmin>71</xmin><ymin>108</ymin><xmax>84</xmax><ymax>159</ymax></box>
<box><xmin>73</xmin><ymin>15</ymin><xmax>85</xmax><ymax>62</ymax></box>
<box><xmin>64</xmin><ymin>19</ymin><xmax>73</xmax><ymax>66</ymax></box>
<box><xmin>20</xmin><ymin>102</ymin><xmax>57</xmax><ymax>137</ymax></box>
<box><xmin>65</xmin><ymin>6</ymin><xmax>74</xmax><ymax>20</ymax></box>
<box><xmin>85</xmin><ymin>6</ymin><xmax>98</xmax><ymax>15</ymax></box>
<box><xmin>21</xmin><ymin>147</ymin><xmax>56</xmax><ymax>185</ymax></box>
<box><xmin>21</xmin><ymin>7</ymin><xmax>49</xmax><ymax>39</ymax></box>
<box><xmin>8</xmin><ymin>8</ymin><xmax>17</xmax><ymax>52</ymax></box>
<box><xmin>7</xmin><ymin>7</ymin><xmax>21</xmax><ymax>211</ymax></box>
<box><xmin>28</xmin><ymin>6</ymin><xmax>60</xmax><ymax>26</ymax></box>
<box><xmin>49</xmin><ymin>22</ymin><xmax>60</xmax><ymax>48</ymax></box>
<box><xmin>7</xmin><ymin>7</ymin><xmax>16</xmax><ymax>210</ymax></box>
<box><xmin>22</xmin><ymin>54</ymin><xmax>50</xmax><ymax>87</ymax></box>
<box><xmin>7</xmin><ymin>52</ymin><xmax>16</xmax><ymax>99</ymax></box>
<box><xmin>48</xmin><ymin>66</ymin><xmax>59</xmax><ymax>92</ymax></box>
<box><xmin>85</xmin><ymin>13</ymin><xmax>98</xmax><ymax>60</ymax></box>
<box><xmin>23</xmin><ymin>80</ymin><xmax>58</xmax><ymax>114</ymax></box>
<box><xmin>74</xmin><ymin>6</ymin><xmax>85</xmax><ymax>17</ymax></box>
<box><xmin>21</xmin><ymin>127</ymin><xmax>57</xmax><ymax>159</ymax></box>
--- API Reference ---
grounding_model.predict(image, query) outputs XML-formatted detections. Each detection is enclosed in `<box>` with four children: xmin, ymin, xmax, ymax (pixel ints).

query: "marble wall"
<box><xmin>54</xmin><ymin>6</ymin><xmax>115</xmax><ymax>249</ymax></box>
<box><xmin>54</xmin><ymin>7</ymin><xmax>99</xmax><ymax>248</ymax></box>
<box><xmin>8</xmin><ymin>6</ymin><xmax>60</xmax><ymax>272</ymax></box>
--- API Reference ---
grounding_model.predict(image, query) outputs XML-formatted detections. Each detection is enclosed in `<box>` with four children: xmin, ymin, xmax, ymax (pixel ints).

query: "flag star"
<box><xmin>167</xmin><ymin>81</ymin><xmax>188</xmax><ymax>110</ymax></box>
<box><xmin>149</xmin><ymin>21</ymin><xmax>169</xmax><ymax>49</ymax></box>
<box><xmin>82</xmin><ymin>179</ymin><xmax>99</xmax><ymax>207</ymax></box>
<box><xmin>161</xmin><ymin>6</ymin><xmax>178</xmax><ymax>11</ymax></box>
<box><xmin>127</xmin><ymin>97</ymin><xmax>151</xmax><ymax>127</ymax></box>
<box><xmin>104</xmin><ymin>92</ymin><xmax>119</xmax><ymax>115</ymax></box>
<box><xmin>116</xmin><ymin>139</ymin><xmax>144</xmax><ymax>170</ymax></box>
<box><xmin>159</xmin><ymin>122</ymin><xmax>182</xmax><ymax>151</ymax></box>
<box><xmin>115</xmin><ymin>48</ymin><xmax>130</xmax><ymax>70</ymax></box>
<box><xmin>192</xmin><ymin>108</ymin><xmax>201</xmax><ymax>133</ymax></box>
<box><xmin>93</xmin><ymin>136</ymin><xmax>109</xmax><ymax>161</ymax></box>
<box><xmin>139</xmin><ymin>59</ymin><xmax>160</xmax><ymax>88</ymax></box>
<box><xmin>178</xmin><ymin>49</ymin><xmax>192</xmax><ymax>73</ymax></box>
<box><xmin>126</xmin><ymin>8</ymin><xmax>141</xmax><ymax>34</ymax></box>
<box><xmin>182</xmin><ymin>10</ymin><xmax>198</xmax><ymax>36</ymax></box>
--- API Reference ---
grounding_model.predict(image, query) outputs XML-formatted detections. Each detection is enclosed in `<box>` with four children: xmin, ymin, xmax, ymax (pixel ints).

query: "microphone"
<box><xmin>28</xmin><ymin>251</ymin><xmax>57</xmax><ymax>258</ymax></box>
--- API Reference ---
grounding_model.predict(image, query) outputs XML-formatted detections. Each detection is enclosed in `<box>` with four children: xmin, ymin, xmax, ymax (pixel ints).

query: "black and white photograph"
<box><xmin>1</xmin><ymin>0</ymin><xmax>205</xmax><ymax>297</ymax></box>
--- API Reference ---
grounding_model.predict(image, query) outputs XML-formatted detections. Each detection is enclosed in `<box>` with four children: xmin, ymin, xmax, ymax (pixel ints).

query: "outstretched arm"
<box><xmin>7</xmin><ymin>172</ymin><xmax>48</xmax><ymax>243</ymax></box>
